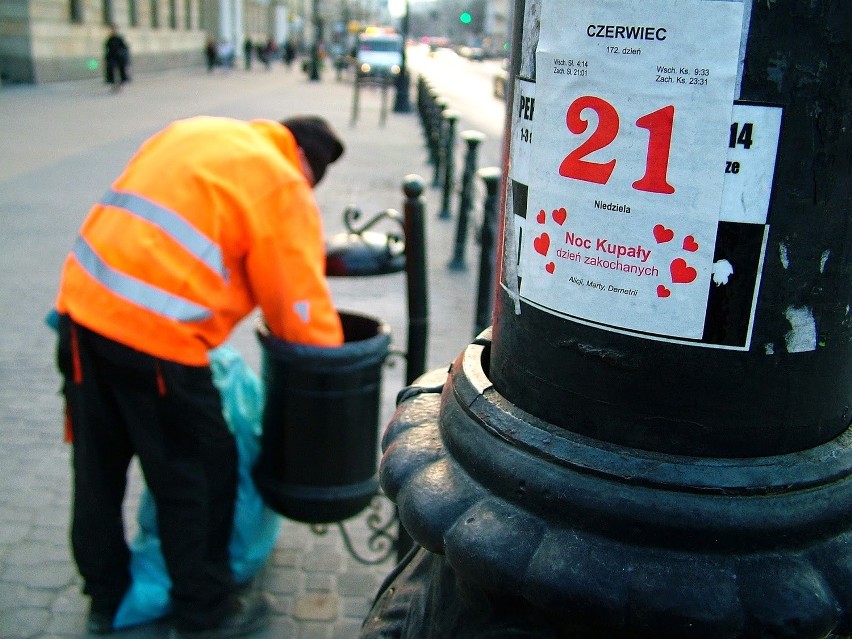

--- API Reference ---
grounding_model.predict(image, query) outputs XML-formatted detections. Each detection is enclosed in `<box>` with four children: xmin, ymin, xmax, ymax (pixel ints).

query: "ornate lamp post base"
<box><xmin>371</xmin><ymin>331</ymin><xmax>852</xmax><ymax>638</ymax></box>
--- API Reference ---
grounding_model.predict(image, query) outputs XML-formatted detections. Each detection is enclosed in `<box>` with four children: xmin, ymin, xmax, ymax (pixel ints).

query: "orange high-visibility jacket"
<box><xmin>56</xmin><ymin>116</ymin><xmax>343</xmax><ymax>365</ymax></box>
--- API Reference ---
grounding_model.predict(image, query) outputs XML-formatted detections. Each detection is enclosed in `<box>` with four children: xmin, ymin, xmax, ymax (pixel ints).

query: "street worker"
<box><xmin>53</xmin><ymin>115</ymin><xmax>345</xmax><ymax>637</ymax></box>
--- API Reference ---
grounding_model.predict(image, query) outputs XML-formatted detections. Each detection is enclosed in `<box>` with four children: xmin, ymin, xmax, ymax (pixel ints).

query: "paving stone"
<box><xmin>32</xmin><ymin>506</ymin><xmax>69</xmax><ymax>530</ymax></box>
<box><xmin>336</xmin><ymin>572</ymin><xmax>382</xmax><ymax>598</ymax></box>
<box><xmin>296</xmin><ymin>622</ymin><xmax>333</xmax><ymax>639</ymax></box>
<box><xmin>302</xmin><ymin>550</ymin><xmax>343</xmax><ymax>574</ymax></box>
<box><xmin>258</xmin><ymin>617</ymin><xmax>298</xmax><ymax>638</ymax></box>
<box><xmin>270</xmin><ymin>547</ymin><xmax>303</xmax><ymax>568</ymax></box>
<box><xmin>333</xmin><ymin>620</ymin><xmax>366</xmax><ymax>639</ymax></box>
<box><xmin>340</xmin><ymin>594</ymin><xmax>374</xmax><ymax>620</ymax></box>
<box><xmin>0</xmin><ymin>522</ymin><xmax>31</xmax><ymax>544</ymax></box>
<box><xmin>5</xmin><ymin>542</ymin><xmax>68</xmax><ymax>566</ymax></box>
<box><xmin>262</xmin><ymin>567</ymin><xmax>301</xmax><ymax>596</ymax></box>
<box><xmin>0</xmin><ymin>507</ymin><xmax>34</xmax><ymax>525</ymax></box>
<box><xmin>268</xmin><ymin>594</ymin><xmax>294</xmax><ymax>616</ymax></box>
<box><xmin>304</xmin><ymin>573</ymin><xmax>334</xmax><ymax>591</ymax></box>
<box><xmin>49</xmin><ymin>585</ymin><xmax>86</xmax><ymax>614</ymax></box>
<box><xmin>26</xmin><ymin>527</ymin><xmax>71</xmax><ymax>546</ymax></box>
<box><xmin>0</xmin><ymin>608</ymin><xmax>50</xmax><ymax>639</ymax></box>
<box><xmin>44</xmin><ymin>611</ymin><xmax>86</xmax><ymax>636</ymax></box>
<box><xmin>0</xmin><ymin>582</ymin><xmax>56</xmax><ymax>610</ymax></box>
<box><xmin>293</xmin><ymin>593</ymin><xmax>339</xmax><ymax>622</ymax></box>
<box><xmin>8</xmin><ymin>561</ymin><xmax>76</xmax><ymax>590</ymax></box>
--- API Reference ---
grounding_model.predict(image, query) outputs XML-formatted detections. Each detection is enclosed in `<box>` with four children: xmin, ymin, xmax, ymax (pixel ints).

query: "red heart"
<box><xmin>545</xmin><ymin>262</ymin><xmax>555</xmax><ymax>274</ymax></box>
<box><xmin>653</xmin><ymin>224</ymin><xmax>674</xmax><ymax>243</ymax></box>
<box><xmin>682</xmin><ymin>235</ymin><xmax>699</xmax><ymax>252</ymax></box>
<box><xmin>536</xmin><ymin>209</ymin><xmax>546</xmax><ymax>224</ymax></box>
<box><xmin>670</xmin><ymin>258</ymin><xmax>697</xmax><ymax>284</ymax></box>
<box><xmin>533</xmin><ymin>233</ymin><xmax>550</xmax><ymax>256</ymax></box>
<box><xmin>657</xmin><ymin>284</ymin><xmax>671</xmax><ymax>298</ymax></box>
<box><xmin>552</xmin><ymin>208</ymin><xmax>567</xmax><ymax>225</ymax></box>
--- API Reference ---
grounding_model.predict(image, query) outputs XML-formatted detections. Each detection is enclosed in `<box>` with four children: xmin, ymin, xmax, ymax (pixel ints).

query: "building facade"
<box><xmin>1</xmin><ymin>0</ymin><xmax>508</xmax><ymax>84</ymax></box>
<box><xmin>0</xmin><ymin>0</ymin><xmax>296</xmax><ymax>84</ymax></box>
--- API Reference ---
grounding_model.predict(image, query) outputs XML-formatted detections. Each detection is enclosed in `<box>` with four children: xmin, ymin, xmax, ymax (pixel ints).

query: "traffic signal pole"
<box><xmin>363</xmin><ymin>1</ymin><xmax>850</xmax><ymax>637</ymax></box>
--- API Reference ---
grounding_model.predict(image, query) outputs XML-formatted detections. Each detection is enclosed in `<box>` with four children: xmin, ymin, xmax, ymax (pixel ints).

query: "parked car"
<box><xmin>356</xmin><ymin>31</ymin><xmax>403</xmax><ymax>82</ymax></box>
<box><xmin>458</xmin><ymin>45</ymin><xmax>484</xmax><ymax>61</ymax></box>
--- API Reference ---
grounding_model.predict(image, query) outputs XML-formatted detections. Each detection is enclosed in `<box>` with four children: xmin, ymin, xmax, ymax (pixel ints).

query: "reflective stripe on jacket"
<box><xmin>56</xmin><ymin>116</ymin><xmax>343</xmax><ymax>365</ymax></box>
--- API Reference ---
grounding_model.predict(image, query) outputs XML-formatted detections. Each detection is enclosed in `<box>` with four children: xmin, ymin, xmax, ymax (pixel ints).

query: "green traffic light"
<box><xmin>459</xmin><ymin>11</ymin><xmax>472</xmax><ymax>24</ymax></box>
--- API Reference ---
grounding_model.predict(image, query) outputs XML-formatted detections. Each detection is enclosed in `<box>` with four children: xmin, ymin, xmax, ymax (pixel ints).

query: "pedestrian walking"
<box><xmin>53</xmin><ymin>115</ymin><xmax>346</xmax><ymax>638</ymax></box>
<box><xmin>205</xmin><ymin>37</ymin><xmax>218</xmax><ymax>72</ymax></box>
<box><xmin>104</xmin><ymin>24</ymin><xmax>130</xmax><ymax>90</ymax></box>
<box><xmin>283</xmin><ymin>39</ymin><xmax>296</xmax><ymax>70</ymax></box>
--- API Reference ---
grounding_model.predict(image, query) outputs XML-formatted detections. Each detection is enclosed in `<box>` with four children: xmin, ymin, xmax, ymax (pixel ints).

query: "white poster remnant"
<box><xmin>519</xmin><ymin>0</ymin><xmax>745</xmax><ymax>339</ymax></box>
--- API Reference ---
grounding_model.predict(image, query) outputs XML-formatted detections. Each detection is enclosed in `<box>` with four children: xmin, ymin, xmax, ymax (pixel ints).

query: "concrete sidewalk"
<box><xmin>0</xmin><ymin>61</ymin><xmax>501</xmax><ymax>638</ymax></box>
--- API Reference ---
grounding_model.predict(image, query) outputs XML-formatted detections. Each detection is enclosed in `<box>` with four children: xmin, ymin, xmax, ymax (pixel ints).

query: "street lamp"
<box><xmin>309</xmin><ymin>0</ymin><xmax>322</xmax><ymax>81</ymax></box>
<box><xmin>393</xmin><ymin>0</ymin><xmax>411</xmax><ymax>113</ymax></box>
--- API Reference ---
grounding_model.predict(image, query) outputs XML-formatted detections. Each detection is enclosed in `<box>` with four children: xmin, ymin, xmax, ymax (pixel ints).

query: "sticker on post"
<box><xmin>720</xmin><ymin>102</ymin><xmax>783</xmax><ymax>224</ymax></box>
<box><xmin>519</xmin><ymin>0</ymin><xmax>745</xmax><ymax>340</ymax></box>
<box><xmin>509</xmin><ymin>78</ymin><xmax>536</xmax><ymax>185</ymax></box>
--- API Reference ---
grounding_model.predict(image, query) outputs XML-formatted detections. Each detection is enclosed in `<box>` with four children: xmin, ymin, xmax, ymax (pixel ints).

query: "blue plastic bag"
<box><xmin>113</xmin><ymin>345</ymin><xmax>281</xmax><ymax>629</ymax></box>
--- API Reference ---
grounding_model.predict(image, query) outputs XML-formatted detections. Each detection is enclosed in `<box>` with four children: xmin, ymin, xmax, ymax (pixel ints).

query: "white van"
<box><xmin>356</xmin><ymin>32</ymin><xmax>403</xmax><ymax>81</ymax></box>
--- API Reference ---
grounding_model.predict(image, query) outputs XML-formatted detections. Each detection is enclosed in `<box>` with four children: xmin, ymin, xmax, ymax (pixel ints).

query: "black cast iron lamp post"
<box><xmin>363</xmin><ymin>0</ymin><xmax>851</xmax><ymax>636</ymax></box>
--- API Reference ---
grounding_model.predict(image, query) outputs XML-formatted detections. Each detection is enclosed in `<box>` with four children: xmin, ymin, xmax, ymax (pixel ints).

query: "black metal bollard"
<box><xmin>308</xmin><ymin>44</ymin><xmax>321</xmax><ymax>82</ymax></box>
<box><xmin>472</xmin><ymin>167</ymin><xmax>501</xmax><ymax>338</ymax></box>
<box><xmin>439</xmin><ymin>110</ymin><xmax>460</xmax><ymax>219</ymax></box>
<box><xmin>397</xmin><ymin>175</ymin><xmax>428</xmax><ymax>562</ymax></box>
<box><xmin>417</xmin><ymin>76</ymin><xmax>431</xmax><ymax>145</ymax></box>
<box><xmin>424</xmin><ymin>90</ymin><xmax>442</xmax><ymax>166</ymax></box>
<box><xmin>430</xmin><ymin>100</ymin><xmax>447</xmax><ymax>189</ymax></box>
<box><xmin>448</xmin><ymin>130</ymin><xmax>486</xmax><ymax>270</ymax></box>
<box><xmin>402</xmin><ymin>175</ymin><xmax>428</xmax><ymax>386</ymax></box>
<box><xmin>424</xmin><ymin>87</ymin><xmax>439</xmax><ymax>161</ymax></box>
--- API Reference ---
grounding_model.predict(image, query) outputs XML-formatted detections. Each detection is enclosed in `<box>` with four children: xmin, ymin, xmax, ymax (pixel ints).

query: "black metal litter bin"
<box><xmin>253</xmin><ymin>310</ymin><xmax>391</xmax><ymax>523</ymax></box>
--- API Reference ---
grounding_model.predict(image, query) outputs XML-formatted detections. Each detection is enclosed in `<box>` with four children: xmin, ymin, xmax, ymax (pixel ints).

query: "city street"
<box><xmin>406</xmin><ymin>44</ymin><xmax>507</xmax><ymax>147</ymax></box>
<box><xmin>0</xmin><ymin>58</ymin><xmax>506</xmax><ymax>638</ymax></box>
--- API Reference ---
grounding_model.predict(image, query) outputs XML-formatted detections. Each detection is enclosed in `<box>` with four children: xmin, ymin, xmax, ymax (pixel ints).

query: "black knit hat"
<box><xmin>281</xmin><ymin>116</ymin><xmax>345</xmax><ymax>184</ymax></box>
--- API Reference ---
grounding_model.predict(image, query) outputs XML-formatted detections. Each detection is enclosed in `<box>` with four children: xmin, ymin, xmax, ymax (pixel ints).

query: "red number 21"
<box><xmin>558</xmin><ymin>96</ymin><xmax>676</xmax><ymax>195</ymax></box>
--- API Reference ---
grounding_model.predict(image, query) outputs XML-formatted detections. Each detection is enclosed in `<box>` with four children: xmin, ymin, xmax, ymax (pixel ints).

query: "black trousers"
<box><xmin>57</xmin><ymin>316</ymin><xmax>238</xmax><ymax>630</ymax></box>
<box><xmin>105</xmin><ymin>57</ymin><xmax>128</xmax><ymax>84</ymax></box>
